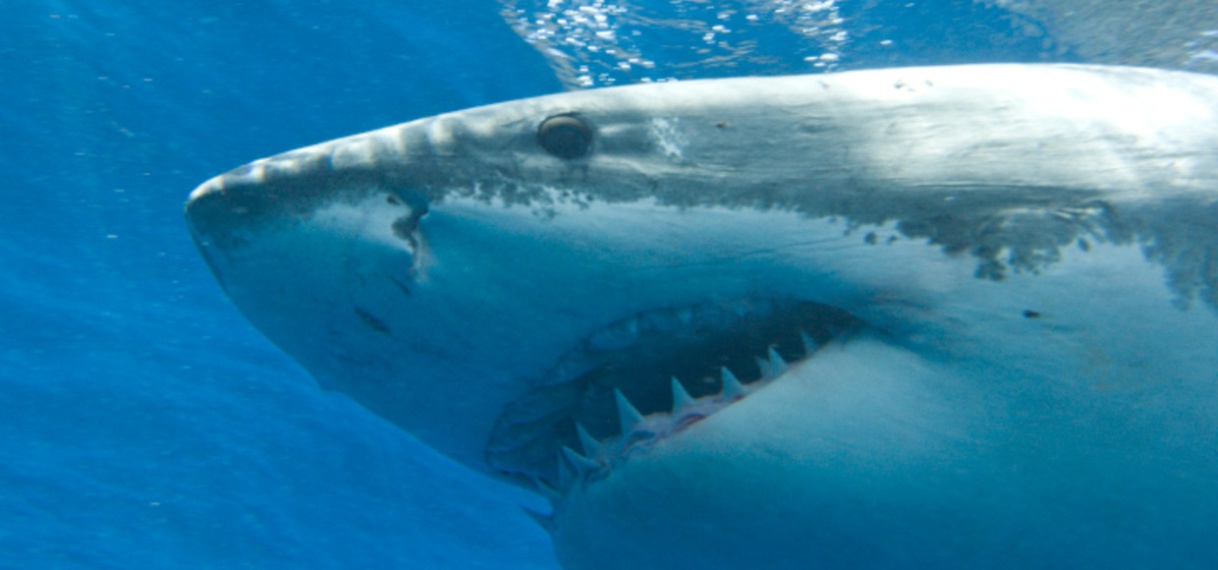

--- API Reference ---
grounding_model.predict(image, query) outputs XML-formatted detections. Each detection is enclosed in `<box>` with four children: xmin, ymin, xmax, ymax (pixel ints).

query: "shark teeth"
<box><xmin>800</xmin><ymin>331</ymin><xmax>819</xmax><ymax>354</ymax></box>
<box><xmin>615</xmin><ymin>388</ymin><xmax>645</xmax><ymax>433</ymax></box>
<box><xmin>575</xmin><ymin>422</ymin><xmax>603</xmax><ymax>457</ymax></box>
<box><xmin>721</xmin><ymin>367</ymin><xmax>747</xmax><ymax>401</ymax></box>
<box><xmin>671</xmin><ymin>377</ymin><xmax>696</xmax><ymax>413</ymax></box>
<box><xmin>767</xmin><ymin>347</ymin><xmax>789</xmax><ymax>377</ymax></box>
<box><xmin>486</xmin><ymin>297</ymin><xmax>861</xmax><ymax>495</ymax></box>
<box><xmin>562</xmin><ymin>446</ymin><xmax>601</xmax><ymax>476</ymax></box>
<box><xmin>753</xmin><ymin>346</ymin><xmax>790</xmax><ymax>380</ymax></box>
<box><xmin>531</xmin><ymin>476</ymin><xmax>563</xmax><ymax>502</ymax></box>
<box><xmin>531</xmin><ymin>325</ymin><xmax>852</xmax><ymax>505</ymax></box>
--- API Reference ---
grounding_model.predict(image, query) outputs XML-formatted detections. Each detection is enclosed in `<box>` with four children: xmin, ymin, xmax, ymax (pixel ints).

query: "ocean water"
<box><xmin>1</xmin><ymin>1</ymin><xmax>1212</xmax><ymax>568</ymax></box>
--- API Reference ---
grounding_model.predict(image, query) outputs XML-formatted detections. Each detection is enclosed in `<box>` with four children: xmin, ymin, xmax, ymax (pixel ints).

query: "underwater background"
<box><xmin>2</xmin><ymin>1</ymin><xmax>1215</xmax><ymax>568</ymax></box>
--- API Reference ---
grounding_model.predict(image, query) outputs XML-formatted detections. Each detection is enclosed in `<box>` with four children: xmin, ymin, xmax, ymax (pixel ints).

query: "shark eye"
<box><xmin>538</xmin><ymin>115</ymin><xmax>592</xmax><ymax>159</ymax></box>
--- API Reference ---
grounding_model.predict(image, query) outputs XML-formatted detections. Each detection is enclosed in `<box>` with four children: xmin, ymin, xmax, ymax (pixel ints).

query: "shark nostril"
<box><xmin>388</xmin><ymin>190</ymin><xmax>430</xmax><ymax>251</ymax></box>
<box><xmin>391</xmin><ymin>214</ymin><xmax>419</xmax><ymax>241</ymax></box>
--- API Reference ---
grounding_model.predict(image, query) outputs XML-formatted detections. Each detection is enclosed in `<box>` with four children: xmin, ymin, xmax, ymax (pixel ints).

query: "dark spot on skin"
<box><xmin>864</xmin><ymin>232</ymin><xmax>878</xmax><ymax>245</ymax></box>
<box><xmin>386</xmin><ymin>195</ymin><xmax>400</xmax><ymax>205</ymax></box>
<box><xmin>392</xmin><ymin>278</ymin><xmax>412</xmax><ymax>297</ymax></box>
<box><xmin>1023</xmin><ymin>309</ymin><xmax>1042</xmax><ymax>319</ymax></box>
<box><xmin>976</xmin><ymin>259</ymin><xmax>1007</xmax><ymax>281</ymax></box>
<box><xmin>1077</xmin><ymin>238</ymin><xmax>1091</xmax><ymax>252</ymax></box>
<box><xmin>355</xmin><ymin>307</ymin><xmax>391</xmax><ymax>334</ymax></box>
<box><xmin>538</xmin><ymin>115</ymin><xmax>592</xmax><ymax>160</ymax></box>
<box><xmin>715</xmin><ymin>121</ymin><xmax>729</xmax><ymax>129</ymax></box>
<box><xmin>886</xmin><ymin>236</ymin><xmax>899</xmax><ymax>245</ymax></box>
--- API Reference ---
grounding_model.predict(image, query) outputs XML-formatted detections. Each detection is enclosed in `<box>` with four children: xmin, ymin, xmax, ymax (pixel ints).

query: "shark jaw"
<box><xmin>186</xmin><ymin>64</ymin><xmax>1218</xmax><ymax>568</ymax></box>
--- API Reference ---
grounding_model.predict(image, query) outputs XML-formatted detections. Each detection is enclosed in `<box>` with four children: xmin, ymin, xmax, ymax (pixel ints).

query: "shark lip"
<box><xmin>486</xmin><ymin>296</ymin><xmax>862</xmax><ymax>491</ymax></box>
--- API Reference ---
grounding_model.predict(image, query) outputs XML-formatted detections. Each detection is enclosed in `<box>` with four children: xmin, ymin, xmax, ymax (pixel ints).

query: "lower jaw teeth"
<box><xmin>553</xmin><ymin>345</ymin><xmax>799</xmax><ymax>492</ymax></box>
<box><xmin>487</xmin><ymin>298</ymin><xmax>861</xmax><ymax>492</ymax></box>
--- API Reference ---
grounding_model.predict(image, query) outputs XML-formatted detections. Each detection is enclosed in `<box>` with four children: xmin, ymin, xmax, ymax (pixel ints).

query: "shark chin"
<box><xmin>185</xmin><ymin>64</ymin><xmax>1218</xmax><ymax>568</ymax></box>
<box><xmin>549</xmin><ymin>332</ymin><xmax>1216</xmax><ymax>569</ymax></box>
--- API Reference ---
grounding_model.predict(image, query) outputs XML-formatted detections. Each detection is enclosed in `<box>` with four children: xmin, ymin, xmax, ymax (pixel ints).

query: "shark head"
<box><xmin>186</xmin><ymin>64</ymin><xmax>1218</xmax><ymax>568</ymax></box>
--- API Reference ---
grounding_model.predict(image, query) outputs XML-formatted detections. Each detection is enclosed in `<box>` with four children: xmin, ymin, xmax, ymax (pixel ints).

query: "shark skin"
<box><xmin>185</xmin><ymin>64</ymin><xmax>1218</xmax><ymax>568</ymax></box>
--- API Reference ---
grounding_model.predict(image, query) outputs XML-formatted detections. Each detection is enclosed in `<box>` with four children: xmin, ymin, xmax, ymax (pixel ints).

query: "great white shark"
<box><xmin>185</xmin><ymin>64</ymin><xmax>1218</xmax><ymax>568</ymax></box>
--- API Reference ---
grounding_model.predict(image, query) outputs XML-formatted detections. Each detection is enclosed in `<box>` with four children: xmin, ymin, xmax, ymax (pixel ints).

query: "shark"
<box><xmin>185</xmin><ymin>64</ymin><xmax>1218</xmax><ymax>569</ymax></box>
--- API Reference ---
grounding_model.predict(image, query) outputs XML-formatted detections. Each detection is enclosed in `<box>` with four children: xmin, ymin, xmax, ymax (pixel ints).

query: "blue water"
<box><xmin>1</xmin><ymin>1</ymin><xmax>1076</xmax><ymax>568</ymax></box>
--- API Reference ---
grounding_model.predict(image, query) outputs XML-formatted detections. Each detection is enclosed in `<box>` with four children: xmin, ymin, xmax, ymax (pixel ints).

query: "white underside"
<box><xmin>554</xmin><ymin>333</ymin><xmax>1218</xmax><ymax>569</ymax></box>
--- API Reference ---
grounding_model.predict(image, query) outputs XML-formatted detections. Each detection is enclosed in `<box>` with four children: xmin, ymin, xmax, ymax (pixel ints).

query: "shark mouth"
<box><xmin>486</xmin><ymin>297</ymin><xmax>861</xmax><ymax>495</ymax></box>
